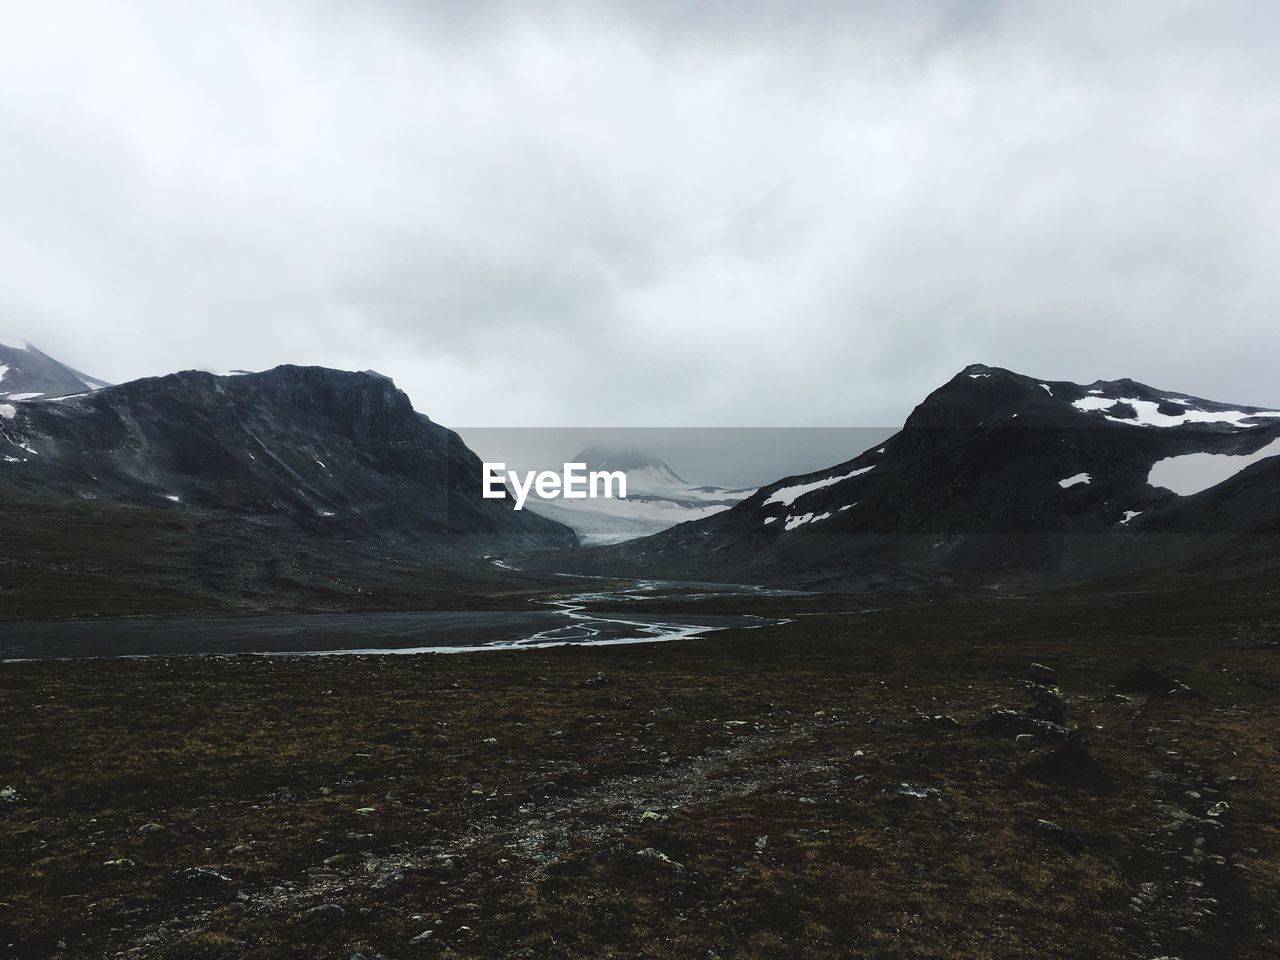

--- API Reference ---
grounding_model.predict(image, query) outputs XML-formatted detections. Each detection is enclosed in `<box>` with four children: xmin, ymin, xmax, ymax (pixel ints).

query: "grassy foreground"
<box><xmin>2</xmin><ymin>583</ymin><xmax>1279</xmax><ymax>959</ymax></box>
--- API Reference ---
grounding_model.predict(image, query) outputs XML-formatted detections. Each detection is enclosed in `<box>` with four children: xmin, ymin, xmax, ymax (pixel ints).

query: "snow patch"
<box><xmin>1058</xmin><ymin>473</ymin><xmax>1091</xmax><ymax>489</ymax></box>
<box><xmin>0</xmin><ymin>404</ymin><xmax>15</xmax><ymax>420</ymax></box>
<box><xmin>764</xmin><ymin>516</ymin><xmax>777</xmax><ymax>525</ymax></box>
<box><xmin>764</xmin><ymin>465</ymin><xmax>875</xmax><ymax>507</ymax></box>
<box><xmin>165</xmin><ymin>494</ymin><xmax>181</xmax><ymax>503</ymax></box>
<box><xmin>1039</xmin><ymin>383</ymin><xmax>1052</xmax><ymax>395</ymax></box>
<box><xmin>1118</xmin><ymin>510</ymin><xmax>1143</xmax><ymax>525</ymax></box>
<box><xmin>1148</xmin><ymin>436</ymin><xmax>1280</xmax><ymax>496</ymax></box>
<box><xmin>1073</xmin><ymin>395</ymin><xmax>1280</xmax><ymax>429</ymax></box>
<box><xmin>6</xmin><ymin>392</ymin><xmax>43</xmax><ymax>401</ymax></box>
<box><xmin>784</xmin><ymin>511</ymin><xmax>831</xmax><ymax>530</ymax></box>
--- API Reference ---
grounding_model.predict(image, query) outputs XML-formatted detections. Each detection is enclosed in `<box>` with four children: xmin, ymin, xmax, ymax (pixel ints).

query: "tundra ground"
<box><xmin>2</xmin><ymin>580</ymin><xmax>1278</xmax><ymax>959</ymax></box>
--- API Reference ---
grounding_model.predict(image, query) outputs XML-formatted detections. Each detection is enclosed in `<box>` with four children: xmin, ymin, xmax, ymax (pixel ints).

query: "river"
<box><xmin>0</xmin><ymin>579</ymin><xmax>795</xmax><ymax>660</ymax></box>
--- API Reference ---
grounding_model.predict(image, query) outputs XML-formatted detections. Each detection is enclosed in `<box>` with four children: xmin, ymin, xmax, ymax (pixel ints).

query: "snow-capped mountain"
<box><xmin>572</xmin><ymin>446</ymin><xmax>690</xmax><ymax>485</ymax></box>
<box><xmin>525</xmin><ymin>446</ymin><xmax>755</xmax><ymax>545</ymax></box>
<box><xmin>570</xmin><ymin>364</ymin><xmax>1280</xmax><ymax>587</ymax></box>
<box><xmin>0</xmin><ymin>338</ymin><xmax>109</xmax><ymax>401</ymax></box>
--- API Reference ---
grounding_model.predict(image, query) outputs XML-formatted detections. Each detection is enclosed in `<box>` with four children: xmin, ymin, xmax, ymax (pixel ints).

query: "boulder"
<box><xmin>1028</xmin><ymin>663</ymin><xmax>1057</xmax><ymax>685</ymax></box>
<box><xmin>301</xmin><ymin>903</ymin><xmax>346</xmax><ymax>925</ymax></box>
<box><xmin>1026</xmin><ymin>683</ymin><xmax>1067</xmax><ymax>724</ymax></box>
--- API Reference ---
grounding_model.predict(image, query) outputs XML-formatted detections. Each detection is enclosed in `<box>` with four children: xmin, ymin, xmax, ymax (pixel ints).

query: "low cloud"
<box><xmin>3</xmin><ymin>1</ymin><xmax>1279</xmax><ymax>426</ymax></box>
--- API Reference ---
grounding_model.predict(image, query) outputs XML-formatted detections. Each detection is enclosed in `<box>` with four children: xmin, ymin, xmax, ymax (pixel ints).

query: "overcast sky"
<box><xmin>2</xmin><ymin>0</ymin><xmax>1279</xmax><ymax>428</ymax></box>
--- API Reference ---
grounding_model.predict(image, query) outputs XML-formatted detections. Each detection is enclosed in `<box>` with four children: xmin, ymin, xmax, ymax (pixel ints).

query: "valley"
<box><xmin>2</xmin><ymin>576</ymin><xmax>1278</xmax><ymax>959</ymax></box>
<box><xmin>0</xmin><ymin>579</ymin><xmax>785</xmax><ymax>660</ymax></box>
<box><xmin>7</xmin><ymin>6</ymin><xmax>1275</xmax><ymax>956</ymax></box>
<box><xmin>3</xmin><ymin>346</ymin><xmax>1280</xmax><ymax>959</ymax></box>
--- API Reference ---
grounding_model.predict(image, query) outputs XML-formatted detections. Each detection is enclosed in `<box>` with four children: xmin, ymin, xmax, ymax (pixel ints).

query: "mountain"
<box><xmin>0</xmin><ymin>338</ymin><xmax>109</xmax><ymax>400</ymax></box>
<box><xmin>563</xmin><ymin>364</ymin><xmax>1280</xmax><ymax>588</ymax></box>
<box><xmin>524</xmin><ymin>446</ymin><xmax>755</xmax><ymax>545</ymax></box>
<box><xmin>571</xmin><ymin>447</ymin><xmax>689</xmax><ymax>485</ymax></box>
<box><xmin>0</xmin><ymin>363</ymin><xmax>574</xmax><ymax>618</ymax></box>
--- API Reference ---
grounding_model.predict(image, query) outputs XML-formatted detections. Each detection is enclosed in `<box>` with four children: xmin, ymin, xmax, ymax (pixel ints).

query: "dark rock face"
<box><xmin>301</xmin><ymin>903</ymin><xmax>346</xmax><ymax>925</ymax></box>
<box><xmin>1028</xmin><ymin>663</ymin><xmax>1058</xmax><ymax>685</ymax></box>
<box><xmin>974</xmin><ymin>709</ymin><xmax>1083</xmax><ymax>749</ymax></box>
<box><xmin>0</xmin><ymin>365</ymin><xmax>574</xmax><ymax>551</ymax></box>
<box><xmin>173</xmin><ymin>867</ymin><xmax>232</xmax><ymax>887</ymax></box>
<box><xmin>1030</xmin><ymin>818</ymin><xmax>1087</xmax><ymax>853</ymax></box>
<box><xmin>566</xmin><ymin>363</ymin><xmax>1280</xmax><ymax>588</ymax></box>
<box><xmin>1026</xmin><ymin>682</ymin><xmax>1067</xmax><ymax>725</ymax></box>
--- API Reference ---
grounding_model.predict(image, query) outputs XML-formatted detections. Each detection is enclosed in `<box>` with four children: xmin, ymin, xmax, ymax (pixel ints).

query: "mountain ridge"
<box><xmin>0</xmin><ymin>360</ymin><xmax>575</xmax><ymax>618</ymax></box>
<box><xmin>541</xmin><ymin>363</ymin><xmax>1280</xmax><ymax>588</ymax></box>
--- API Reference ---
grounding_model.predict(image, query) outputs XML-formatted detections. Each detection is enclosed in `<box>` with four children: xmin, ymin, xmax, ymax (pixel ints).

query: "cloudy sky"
<box><xmin>2</xmin><ymin>0</ymin><xmax>1279</xmax><ymax>428</ymax></box>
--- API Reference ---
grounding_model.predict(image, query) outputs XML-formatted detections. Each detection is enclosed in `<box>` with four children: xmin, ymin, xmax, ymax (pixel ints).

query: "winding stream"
<box><xmin>0</xmin><ymin>579</ymin><xmax>796</xmax><ymax>660</ymax></box>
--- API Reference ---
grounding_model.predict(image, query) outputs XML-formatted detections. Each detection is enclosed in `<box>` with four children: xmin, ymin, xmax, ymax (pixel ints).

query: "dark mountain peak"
<box><xmin>903</xmin><ymin>363</ymin><xmax>1055</xmax><ymax>433</ymax></box>
<box><xmin>233</xmin><ymin>364</ymin><xmax>414</xmax><ymax>412</ymax></box>
<box><xmin>958</xmin><ymin>362</ymin><xmax>1010</xmax><ymax>378</ymax></box>
<box><xmin>909</xmin><ymin>364</ymin><xmax>1280</xmax><ymax>435</ymax></box>
<box><xmin>101</xmin><ymin>365</ymin><xmax>422</xmax><ymax>440</ymax></box>
<box><xmin>238</xmin><ymin>366</ymin><xmax>423</xmax><ymax>437</ymax></box>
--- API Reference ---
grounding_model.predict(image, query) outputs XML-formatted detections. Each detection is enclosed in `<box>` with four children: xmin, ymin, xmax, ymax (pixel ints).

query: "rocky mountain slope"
<box><xmin>0</xmin><ymin>363</ymin><xmax>574</xmax><ymax>617</ymax></box>
<box><xmin>567</xmin><ymin>364</ymin><xmax>1280</xmax><ymax>588</ymax></box>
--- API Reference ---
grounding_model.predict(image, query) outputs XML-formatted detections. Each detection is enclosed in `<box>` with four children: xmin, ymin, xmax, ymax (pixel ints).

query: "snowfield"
<box><xmin>1073</xmin><ymin>395</ymin><xmax>1280</xmax><ymax>429</ymax></box>
<box><xmin>764</xmin><ymin>465</ymin><xmax>875</xmax><ymax>507</ymax></box>
<box><xmin>783</xmin><ymin>510</ymin><xmax>832</xmax><ymax>530</ymax></box>
<box><xmin>1148</xmin><ymin>436</ymin><xmax>1280</xmax><ymax>496</ymax></box>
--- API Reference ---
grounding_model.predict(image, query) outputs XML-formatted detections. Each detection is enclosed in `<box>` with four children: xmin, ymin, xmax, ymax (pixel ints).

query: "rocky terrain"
<box><xmin>2</xmin><ymin>576</ymin><xmax>1277</xmax><ymax>959</ymax></box>
<box><xmin>0</xmin><ymin>364</ymin><xmax>575</xmax><ymax>619</ymax></box>
<box><xmin>559</xmin><ymin>364</ymin><xmax>1280</xmax><ymax>589</ymax></box>
<box><xmin>2</xmin><ymin>353</ymin><xmax>1278</xmax><ymax>958</ymax></box>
